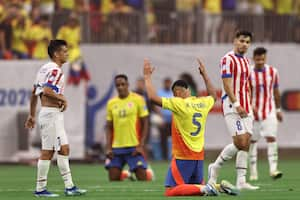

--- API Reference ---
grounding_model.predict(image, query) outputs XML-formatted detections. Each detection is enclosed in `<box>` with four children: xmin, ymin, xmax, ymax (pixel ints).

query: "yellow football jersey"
<box><xmin>162</xmin><ymin>96</ymin><xmax>214</xmax><ymax>159</ymax></box>
<box><xmin>106</xmin><ymin>92</ymin><xmax>149</xmax><ymax>148</ymax></box>
<box><xmin>56</xmin><ymin>25</ymin><xmax>81</xmax><ymax>62</ymax></box>
<box><xmin>28</xmin><ymin>25</ymin><xmax>52</xmax><ymax>59</ymax></box>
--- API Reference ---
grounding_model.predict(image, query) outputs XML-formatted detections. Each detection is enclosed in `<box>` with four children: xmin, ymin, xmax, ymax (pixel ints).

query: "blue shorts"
<box><xmin>165</xmin><ymin>159</ymin><xmax>204</xmax><ymax>187</ymax></box>
<box><xmin>105</xmin><ymin>147</ymin><xmax>148</xmax><ymax>172</ymax></box>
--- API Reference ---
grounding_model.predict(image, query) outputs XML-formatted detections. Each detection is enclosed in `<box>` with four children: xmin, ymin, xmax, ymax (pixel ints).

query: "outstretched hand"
<box><xmin>197</xmin><ymin>58</ymin><xmax>207</xmax><ymax>75</ymax></box>
<box><xmin>143</xmin><ymin>59</ymin><xmax>155</xmax><ymax>77</ymax></box>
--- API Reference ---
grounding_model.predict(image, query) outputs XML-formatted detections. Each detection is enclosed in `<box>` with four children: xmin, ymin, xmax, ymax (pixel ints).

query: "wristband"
<box><xmin>233</xmin><ymin>101</ymin><xmax>240</xmax><ymax>108</ymax></box>
<box><xmin>276</xmin><ymin>108</ymin><xmax>281</xmax><ymax>112</ymax></box>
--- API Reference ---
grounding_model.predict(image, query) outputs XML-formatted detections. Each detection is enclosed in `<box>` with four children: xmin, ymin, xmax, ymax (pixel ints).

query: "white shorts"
<box><xmin>225</xmin><ymin>113</ymin><xmax>253</xmax><ymax>136</ymax></box>
<box><xmin>252</xmin><ymin>113</ymin><xmax>278</xmax><ymax>141</ymax></box>
<box><xmin>38</xmin><ymin>107</ymin><xmax>68</xmax><ymax>151</ymax></box>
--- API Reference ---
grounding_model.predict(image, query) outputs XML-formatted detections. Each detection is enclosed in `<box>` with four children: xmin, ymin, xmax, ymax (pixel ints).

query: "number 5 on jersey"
<box><xmin>191</xmin><ymin>113</ymin><xmax>202</xmax><ymax>136</ymax></box>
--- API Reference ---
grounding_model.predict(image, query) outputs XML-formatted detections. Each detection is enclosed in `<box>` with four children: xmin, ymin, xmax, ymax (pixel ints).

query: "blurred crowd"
<box><xmin>0</xmin><ymin>0</ymin><xmax>299</xmax><ymax>60</ymax></box>
<box><xmin>0</xmin><ymin>0</ymin><xmax>88</xmax><ymax>59</ymax></box>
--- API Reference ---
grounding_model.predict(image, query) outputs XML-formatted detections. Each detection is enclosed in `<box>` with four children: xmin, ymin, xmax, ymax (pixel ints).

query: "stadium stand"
<box><xmin>0</xmin><ymin>0</ymin><xmax>299</xmax><ymax>60</ymax></box>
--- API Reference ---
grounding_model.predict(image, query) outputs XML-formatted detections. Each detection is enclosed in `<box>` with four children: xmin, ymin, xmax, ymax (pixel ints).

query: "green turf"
<box><xmin>0</xmin><ymin>160</ymin><xmax>299</xmax><ymax>200</ymax></box>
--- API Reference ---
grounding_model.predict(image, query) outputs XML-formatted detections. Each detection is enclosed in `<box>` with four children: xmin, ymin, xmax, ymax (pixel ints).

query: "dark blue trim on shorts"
<box><xmin>221</xmin><ymin>94</ymin><xmax>228</xmax><ymax>101</ymax></box>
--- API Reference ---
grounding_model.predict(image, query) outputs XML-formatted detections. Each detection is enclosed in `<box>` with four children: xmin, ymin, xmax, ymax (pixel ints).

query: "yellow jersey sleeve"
<box><xmin>56</xmin><ymin>27</ymin><xmax>66</xmax><ymax>40</ymax></box>
<box><xmin>136</xmin><ymin>95</ymin><xmax>149</xmax><ymax>118</ymax></box>
<box><xmin>162</xmin><ymin>97</ymin><xmax>186</xmax><ymax>114</ymax></box>
<box><xmin>106</xmin><ymin>100</ymin><xmax>113</xmax><ymax>121</ymax></box>
<box><xmin>201</xmin><ymin>96</ymin><xmax>215</xmax><ymax>112</ymax></box>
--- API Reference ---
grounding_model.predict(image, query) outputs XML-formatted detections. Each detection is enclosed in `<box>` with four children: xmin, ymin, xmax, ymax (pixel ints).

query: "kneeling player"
<box><xmin>144</xmin><ymin>58</ymin><xmax>238</xmax><ymax>196</ymax></box>
<box><xmin>105</xmin><ymin>74</ymin><xmax>153</xmax><ymax>181</ymax></box>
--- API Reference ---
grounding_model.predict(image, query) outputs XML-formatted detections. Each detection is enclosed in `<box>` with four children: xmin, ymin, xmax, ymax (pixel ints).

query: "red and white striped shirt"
<box><xmin>34</xmin><ymin>62</ymin><xmax>65</xmax><ymax>96</ymax></box>
<box><xmin>250</xmin><ymin>64</ymin><xmax>279</xmax><ymax>121</ymax></box>
<box><xmin>220</xmin><ymin>51</ymin><xmax>252</xmax><ymax>115</ymax></box>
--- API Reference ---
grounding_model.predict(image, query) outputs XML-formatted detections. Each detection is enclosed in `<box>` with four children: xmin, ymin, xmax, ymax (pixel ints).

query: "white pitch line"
<box><xmin>0</xmin><ymin>187</ymin><xmax>161</xmax><ymax>193</ymax></box>
<box><xmin>1</xmin><ymin>187</ymin><xmax>295</xmax><ymax>193</ymax></box>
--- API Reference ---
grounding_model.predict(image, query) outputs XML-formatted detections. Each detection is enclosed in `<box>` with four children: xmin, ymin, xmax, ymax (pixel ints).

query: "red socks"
<box><xmin>165</xmin><ymin>184</ymin><xmax>204</xmax><ymax>196</ymax></box>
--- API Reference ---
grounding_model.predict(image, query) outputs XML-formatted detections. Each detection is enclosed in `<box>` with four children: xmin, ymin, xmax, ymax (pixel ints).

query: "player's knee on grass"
<box><xmin>134</xmin><ymin>167</ymin><xmax>147</xmax><ymax>181</ymax></box>
<box><xmin>133</xmin><ymin>168</ymin><xmax>154</xmax><ymax>181</ymax></box>
<box><xmin>108</xmin><ymin>167</ymin><xmax>122</xmax><ymax>181</ymax></box>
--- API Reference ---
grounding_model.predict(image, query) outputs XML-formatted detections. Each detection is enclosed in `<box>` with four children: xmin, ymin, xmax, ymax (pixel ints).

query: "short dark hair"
<box><xmin>47</xmin><ymin>39</ymin><xmax>67</xmax><ymax>59</ymax></box>
<box><xmin>235</xmin><ymin>30</ymin><xmax>253</xmax><ymax>41</ymax></box>
<box><xmin>115</xmin><ymin>74</ymin><xmax>128</xmax><ymax>82</ymax></box>
<box><xmin>171</xmin><ymin>80</ymin><xmax>188</xmax><ymax>91</ymax></box>
<box><xmin>253</xmin><ymin>47</ymin><xmax>267</xmax><ymax>56</ymax></box>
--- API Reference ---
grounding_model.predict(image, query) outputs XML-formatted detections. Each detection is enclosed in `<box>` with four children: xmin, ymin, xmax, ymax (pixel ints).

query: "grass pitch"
<box><xmin>0</xmin><ymin>159</ymin><xmax>299</xmax><ymax>200</ymax></box>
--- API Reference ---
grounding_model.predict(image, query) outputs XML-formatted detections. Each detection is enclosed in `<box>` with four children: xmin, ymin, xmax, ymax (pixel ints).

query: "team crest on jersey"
<box><xmin>128</xmin><ymin>102</ymin><xmax>133</xmax><ymax>108</ymax></box>
<box><xmin>47</xmin><ymin>69</ymin><xmax>58</xmax><ymax>83</ymax></box>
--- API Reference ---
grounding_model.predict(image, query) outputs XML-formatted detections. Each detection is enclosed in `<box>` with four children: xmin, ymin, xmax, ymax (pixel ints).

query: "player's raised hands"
<box><xmin>143</xmin><ymin>59</ymin><xmax>155</xmax><ymax>77</ymax></box>
<box><xmin>25</xmin><ymin>115</ymin><xmax>35</xmax><ymax>129</ymax></box>
<box><xmin>197</xmin><ymin>58</ymin><xmax>207</xmax><ymax>75</ymax></box>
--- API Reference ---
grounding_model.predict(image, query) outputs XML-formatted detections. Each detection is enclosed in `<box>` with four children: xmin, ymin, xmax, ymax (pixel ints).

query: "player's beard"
<box><xmin>237</xmin><ymin>48</ymin><xmax>247</xmax><ymax>55</ymax></box>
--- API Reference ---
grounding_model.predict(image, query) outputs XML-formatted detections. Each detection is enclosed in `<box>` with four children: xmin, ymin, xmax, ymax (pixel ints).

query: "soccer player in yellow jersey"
<box><xmin>11</xmin><ymin>15</ymin><xmax>30</xmax><ymax>59</ymax></box>
<box><xmin>105</xmin><ymin>74</ymin><xmax>153</xmax><ymax>181</ymax></box>
<box><xmin>144</xmin><ymin>58</ymin><xmax>238</xmax><ymax>196</ymax></box>
<box><xmin>56</xmin><ymin>15</ymin><xmax>90</xmax><ymax>85</ymax></box>
<box><xmin>56</xmin><ymin>16</ymin><xmax>81</xmax><ymax>63</ymax></box>
<box><xmin>28</xmin><ymin>15</ymin><xmax>52</xmax><ymax>59</ymax></box>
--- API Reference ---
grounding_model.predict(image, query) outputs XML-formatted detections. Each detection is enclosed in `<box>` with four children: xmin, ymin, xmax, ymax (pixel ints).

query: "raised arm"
<box><xmin>197</xmin><ymin>58</ymin><xmax>217</xmax><ymax>101</ymax></box>
<box><xmin>143</xmin><ymin>59</ymin><xmax>162</xmax><ymax>107</ymax></box>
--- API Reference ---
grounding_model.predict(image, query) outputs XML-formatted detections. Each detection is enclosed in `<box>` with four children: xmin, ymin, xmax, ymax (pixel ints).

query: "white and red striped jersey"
<box><xmin>250</xmin><ymin>64</ymin><xmax>279</xmax><ymax>121</ymax></box>
<box><xmin>220</xmin><ymin>51</ymin><xmax>252</xmax><ymax>115</ymax></box>
<box><xmin>34</xmin><ymin>62</ymin><xmax>65</xmax><ymax>96</ymax></box>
